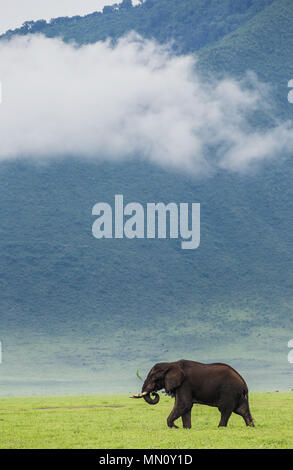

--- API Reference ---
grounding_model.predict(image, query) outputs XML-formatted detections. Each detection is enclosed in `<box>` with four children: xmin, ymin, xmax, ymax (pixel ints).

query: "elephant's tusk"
<box><xmin>129</xmin><ymin>391</ymin><xmax>148</xmax><ymax>399</ymax></box>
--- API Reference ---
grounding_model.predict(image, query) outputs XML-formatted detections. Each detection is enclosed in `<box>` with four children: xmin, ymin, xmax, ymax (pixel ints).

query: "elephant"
<box><xmin>130</xmin><ymin>359</ymin><xmax>254</xmax><ymax>428</ymax></box>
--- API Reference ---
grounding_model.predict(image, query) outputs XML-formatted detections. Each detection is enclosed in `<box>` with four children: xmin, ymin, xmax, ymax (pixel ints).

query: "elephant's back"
<box><xmin>180</xmin><ymin>360</ymin><xmax>248</xmax><ymax>388</ymax></box>
<box><xmin>206</xmin><ymin>362</ymin><xmax>247</xmax><ymax>386</ymax></box>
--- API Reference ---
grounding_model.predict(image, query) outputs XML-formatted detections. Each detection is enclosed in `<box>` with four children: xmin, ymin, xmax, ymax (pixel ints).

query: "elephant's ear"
<box><xmin>164</xmin><ymin>366</ymin><xmax>185</xmax><ymax>393</ymax></box>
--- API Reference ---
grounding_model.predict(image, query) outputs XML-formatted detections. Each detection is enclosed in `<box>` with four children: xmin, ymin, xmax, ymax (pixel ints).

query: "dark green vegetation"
<box><xmin>1</xmin><ymin>393</ymin><xmax>293</xmax><ymax>448</ymax></box>
<box><xmin>2</xmin><ymin>0</ymin><xmax>275</xmax><ymax>55</ymax></box>
<box><xmin>1</xmin><ymin>0</ymin><xmax>293</xmax><ymax>395</ymax></box>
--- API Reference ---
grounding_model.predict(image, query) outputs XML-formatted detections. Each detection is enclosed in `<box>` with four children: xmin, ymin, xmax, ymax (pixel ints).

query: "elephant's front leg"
<box><xmin>167</xmin><ymin>405</ymin><xmax>181</xmax><ymax>428</ymax></box>
<box><xmin>181</xmin><ymin>409</ymin><xmax>192</xmax><ymax>429</ymax></box>
<box><xmin>167</xmin><ymin>392</ymin><xmax>192</xmax><ymax>429</ymax></box>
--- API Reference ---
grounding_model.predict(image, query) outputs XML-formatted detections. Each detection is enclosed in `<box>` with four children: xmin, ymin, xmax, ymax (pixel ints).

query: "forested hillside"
<box><xmin>2</xmin><ymin>0</ymin><xmax>275</xmax><ymax>53</ymax></box>
<box><xmin>1</xmin><ymin>0</ymin><xmax>293</xmax><ymax>395</ymax></box>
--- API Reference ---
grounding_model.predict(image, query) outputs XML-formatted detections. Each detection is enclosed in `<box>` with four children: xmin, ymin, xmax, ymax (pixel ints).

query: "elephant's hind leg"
<box><xmin>218</xmin><ymin>406</ymin><xmax>233</xmax><ymax>427</ymax></box>
<box><xmin>218</xmin><ymin>396</ymin><xmax>235</xmax><ymax>427</ymax></box>
<box><xmin>234</xmin><ymin>399</ymin><xmax>254</xmax><ymax>427</ymax></box>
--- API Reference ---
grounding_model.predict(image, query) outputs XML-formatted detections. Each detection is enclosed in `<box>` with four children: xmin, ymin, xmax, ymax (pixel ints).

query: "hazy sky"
<box><xmin>0</xmin><ymin>0</ymin><xmax>124</xmax><ymax>34</ymax></box>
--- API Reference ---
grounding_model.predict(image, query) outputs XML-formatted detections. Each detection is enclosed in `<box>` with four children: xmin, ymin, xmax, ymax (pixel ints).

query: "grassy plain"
<box><xmin>0</xmin><ymin>392</ymin><xmax>292</xmax><ymax>449</ymax></box>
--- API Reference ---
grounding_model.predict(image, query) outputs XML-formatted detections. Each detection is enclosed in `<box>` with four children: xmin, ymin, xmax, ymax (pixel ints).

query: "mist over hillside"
<box><xmin>1</xmin><ymin>0</ymin><xmax>293</xmax><ymax>395</ymax></box>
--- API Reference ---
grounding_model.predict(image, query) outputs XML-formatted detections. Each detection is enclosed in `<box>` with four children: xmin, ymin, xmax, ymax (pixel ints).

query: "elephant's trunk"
<box><xmin>142</xmin><ymin>392</ymin><xmax>160</xmax><ymax>405</ymax></box>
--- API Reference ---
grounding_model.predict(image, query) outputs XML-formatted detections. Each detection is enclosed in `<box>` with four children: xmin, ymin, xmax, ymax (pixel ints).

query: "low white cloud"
<box><xmin>0</xmin><ymin>33</ymin><xmax>292</xmax><ymax>174</ymax></box>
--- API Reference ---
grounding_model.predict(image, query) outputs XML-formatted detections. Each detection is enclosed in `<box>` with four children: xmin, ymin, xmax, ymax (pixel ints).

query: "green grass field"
<box><xmin>0</xmin><ymin>392</ymin><xmax>293</xmax><ymax>449</ymax></box>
